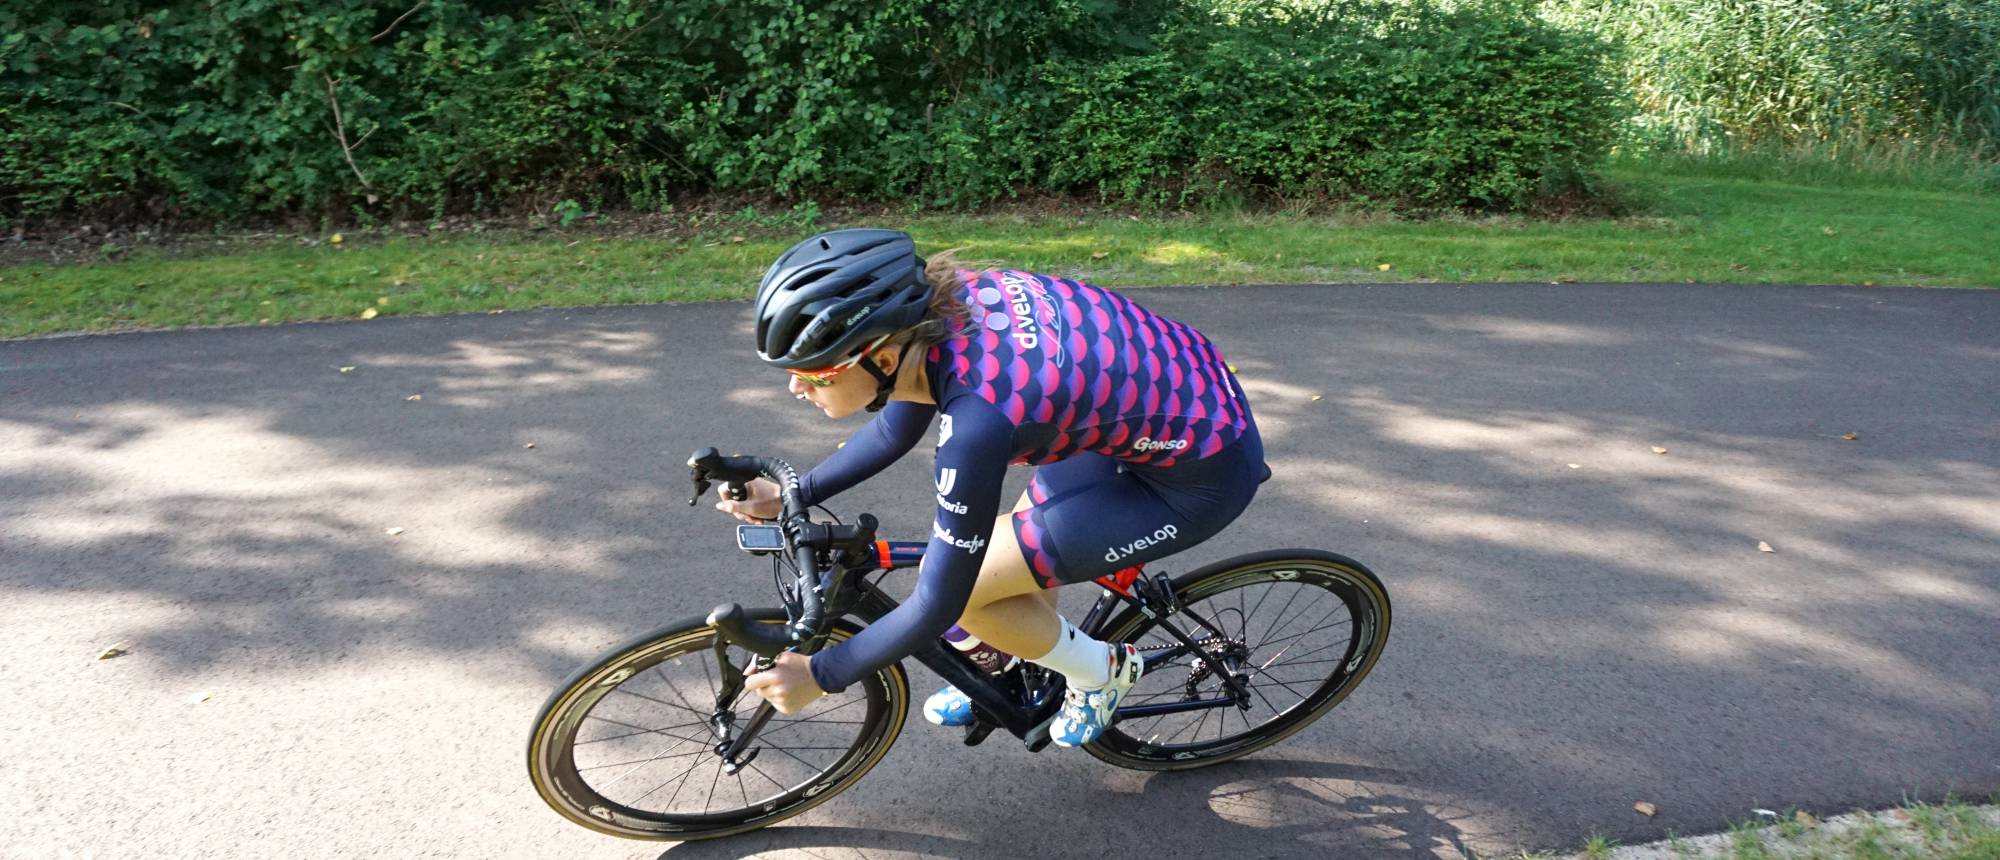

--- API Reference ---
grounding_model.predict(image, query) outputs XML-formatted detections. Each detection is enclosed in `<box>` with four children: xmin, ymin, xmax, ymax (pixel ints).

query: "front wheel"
<box><xmin>527</xmin><ymin>612</ymin><xmax>909</xmax><ymax>840</ymax></box>
<box><xmin>1086</xmin><ymin>549</ymin><xmax>1390</xmax><ymax>771</ymax></box>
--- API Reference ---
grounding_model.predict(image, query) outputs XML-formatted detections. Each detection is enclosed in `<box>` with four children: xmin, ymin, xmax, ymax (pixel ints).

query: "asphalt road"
<box><xmin>3</xmin><ymin>282</ymin><xmax>1996</xmax><ymax>859</ymax></box>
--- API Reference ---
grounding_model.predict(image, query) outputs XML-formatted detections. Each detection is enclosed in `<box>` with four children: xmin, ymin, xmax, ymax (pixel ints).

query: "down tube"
<box><xmin>845</xmin><ymin>578</ymin><xmax>1049</xmax><ymax>739</ymax></box>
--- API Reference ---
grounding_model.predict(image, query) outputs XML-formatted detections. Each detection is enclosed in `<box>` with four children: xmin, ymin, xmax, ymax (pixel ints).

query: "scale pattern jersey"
<box><xmin>940</xmin><ymin>268</ymin><xmax>1250</xmax><ymax>466</ymax></box>
<box><xmin>802</xmin><ymin>269</ymin><xmax>1254</xmax><ymax>694</ymax></box>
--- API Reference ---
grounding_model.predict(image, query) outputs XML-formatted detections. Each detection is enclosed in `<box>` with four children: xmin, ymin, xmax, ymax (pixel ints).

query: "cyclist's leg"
<box><xmin>1015</xmin><ymin>432</ymin><xmax>1264</xmax><ymax>744</ymax></box>
<box><xmin>1011</xmin><ymin>489</ymin><xmax>1057</xmax><ymax>615</ymax></box>
<box><xmin>922</xmin><ymin>500</ymin><xmax>1054</xmax><ymax>727</ymax></box>
<box><xmin>958</xmin><ymin>440</ymin><xmax>1266</xmax><ymax>652</ymax></box>
<box><xmin>952</xmin><ymin>518</ymin><xmax>1060</xmax><ymax>657</ymax></box>
<box><xmin>925</xmin><ymin>479</ymin><xmax>1101</xmax><ymax>726</ymax></box>
<box><xmin>952</xmin><ymin>454</ymin><xmax>1126</xmax><ymax>654</ymax></box>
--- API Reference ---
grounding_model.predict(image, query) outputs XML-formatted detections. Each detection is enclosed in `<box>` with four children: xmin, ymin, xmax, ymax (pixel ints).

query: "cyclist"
<box><xmin>724</xmin><ymin>228</ymin><xmax>1265</xmax><ymax>747</ymax></box>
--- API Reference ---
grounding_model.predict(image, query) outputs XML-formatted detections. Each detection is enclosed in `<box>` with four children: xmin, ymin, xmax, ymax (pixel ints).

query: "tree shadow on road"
<box><xmin>662</xmin><ymin>759</ymin><xmax>1480</xmax><ymax>860</ymax></box>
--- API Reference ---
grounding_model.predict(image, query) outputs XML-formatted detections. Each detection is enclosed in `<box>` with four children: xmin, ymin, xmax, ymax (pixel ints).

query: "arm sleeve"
<box><xmin>809</xmin><ymin>396</ymin><xmax>1014</xmax><ymax>693</ymax></box>
<box><xmin>797</xmin><ymin>400</ymin><xmax>937</xmax><ymax>508</ymax></box>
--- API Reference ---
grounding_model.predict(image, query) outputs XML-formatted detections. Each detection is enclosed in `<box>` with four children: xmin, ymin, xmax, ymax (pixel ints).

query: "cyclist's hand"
<box><xmin>714</xmin><ymin>477</ymin><xmax>781</xmax><ymax>523</ymax></box>
<box><xmin>743</xmin><ymin>652</ymin><xmax>824</xmax><ymax>714</ymax></box>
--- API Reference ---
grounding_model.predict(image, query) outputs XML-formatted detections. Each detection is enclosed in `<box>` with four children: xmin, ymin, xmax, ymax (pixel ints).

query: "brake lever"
<box><xmin>689</xmin><ymin>474</ymin><xmax>712</xmax><ymax>507</ymax></box>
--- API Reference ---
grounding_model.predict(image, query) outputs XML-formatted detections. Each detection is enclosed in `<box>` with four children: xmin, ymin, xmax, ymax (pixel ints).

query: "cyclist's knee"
<box><xmin>964</xmin><ymin>523</ymin><xmax>1039</xmax><ymax>610</ymax></box>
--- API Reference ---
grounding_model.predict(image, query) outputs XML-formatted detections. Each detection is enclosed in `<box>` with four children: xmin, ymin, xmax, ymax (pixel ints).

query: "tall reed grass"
<box><xmin>1541</xmin><ymin>0</ymin><xmax>2000</xmax><ymax>161</ymax></box>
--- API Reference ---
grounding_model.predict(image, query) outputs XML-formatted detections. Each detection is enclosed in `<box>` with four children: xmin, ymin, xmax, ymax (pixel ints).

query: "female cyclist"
<box><xmin>721</xmin><ymin>228</ymin><xmax>1266</xmax><ymax>748</ymax></box>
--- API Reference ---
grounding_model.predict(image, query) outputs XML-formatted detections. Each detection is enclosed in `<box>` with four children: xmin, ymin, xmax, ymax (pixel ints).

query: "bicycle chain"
<box><xmin>1133</xmin><ymin>635</ymin><xmax>1238</xmax><ymax>654</ymax></box>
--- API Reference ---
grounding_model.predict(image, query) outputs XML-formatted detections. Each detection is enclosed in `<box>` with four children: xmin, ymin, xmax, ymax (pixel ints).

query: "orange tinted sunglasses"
<box><xmin>786</xmin><ymin>334</ymin><xmax>891</xmax><ymax>387</ymax></box>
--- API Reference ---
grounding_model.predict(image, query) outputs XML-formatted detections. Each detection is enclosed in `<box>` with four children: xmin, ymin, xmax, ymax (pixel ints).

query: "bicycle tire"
<box><xmin>1084</xmin><ymin>549</ymin><xmax>1390</xmax><ymax>771</ymax></box>
<box><xmin>527</xmin><ymin>611</ymin><xmax>909</xmax><ymax>840</ymax></box>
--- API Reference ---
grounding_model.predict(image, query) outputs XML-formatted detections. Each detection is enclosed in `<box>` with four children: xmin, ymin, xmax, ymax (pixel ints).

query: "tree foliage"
<box><xmin>0</xmin><ymin>0</ymin><xmax>1624</xmax><ymax>224</ymax></box>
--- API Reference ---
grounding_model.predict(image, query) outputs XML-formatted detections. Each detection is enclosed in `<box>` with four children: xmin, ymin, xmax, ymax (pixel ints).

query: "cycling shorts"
<box><xmin>1012</xmin><ymin>415</ymin><xmax>1265</xmax><ymax>589</ymax></box>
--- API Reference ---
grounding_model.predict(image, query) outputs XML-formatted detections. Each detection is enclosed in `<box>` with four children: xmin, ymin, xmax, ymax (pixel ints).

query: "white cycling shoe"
<box><xmin>1049</xmin><ymin>643</ymin><xmax>1144</xmax><ymax>747</ymax></box>
<box><xmin>923</xmin><ymin>685</ymin><xmax>976</xmax><ymax>727</ymax></box>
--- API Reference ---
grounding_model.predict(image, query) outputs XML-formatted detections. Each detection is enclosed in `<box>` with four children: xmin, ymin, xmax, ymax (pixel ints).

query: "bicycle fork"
<box><xmin>703</xmin><ymin>604</ymin><xmax>797</xmax><ymax>775</ymax></box>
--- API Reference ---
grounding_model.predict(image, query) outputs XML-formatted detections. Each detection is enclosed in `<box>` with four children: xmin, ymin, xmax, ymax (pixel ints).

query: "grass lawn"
<box><xmin>1545</xmin><ymin>798</ymin><xmax>2000</xmax><ymax>859</ymax></box>
<box><xmin>2</xmin><ymin>163</ymin><xmax>1995</xmax><ymax>339</ymax></box>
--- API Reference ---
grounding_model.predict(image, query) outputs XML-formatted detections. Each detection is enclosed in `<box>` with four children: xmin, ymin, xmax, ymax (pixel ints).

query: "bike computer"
<box><xmin>735</xmin><ymin>524</ymin><xmax>784</xmax><ymax>554</ymax></box>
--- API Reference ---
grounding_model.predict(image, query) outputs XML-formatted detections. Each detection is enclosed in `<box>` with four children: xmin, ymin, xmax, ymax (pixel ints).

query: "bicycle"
<box><xmin>527</xmin><ymin>447</ymin><xmax>1391</xmax><ymax>841</ymax></box>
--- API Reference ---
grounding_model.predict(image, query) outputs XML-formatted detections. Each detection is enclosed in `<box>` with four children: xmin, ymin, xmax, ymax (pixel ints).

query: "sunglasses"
<box><xmin>786</xmin><ymin>334</ymin><xmax>892</xmax><ymax>388</ymax></box>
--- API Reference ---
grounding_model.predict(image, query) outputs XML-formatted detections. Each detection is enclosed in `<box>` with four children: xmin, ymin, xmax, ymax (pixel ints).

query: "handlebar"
<box><xmin>686</xmin><ymin>447</ymin><xmax>825</xmax><ymax>646</ymax></box>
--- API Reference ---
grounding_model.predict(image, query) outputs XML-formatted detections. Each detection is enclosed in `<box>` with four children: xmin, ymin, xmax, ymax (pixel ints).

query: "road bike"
<box><xmin>527</xmin><ymin>448</ymin><xmax>1391</xmax><ymax>840</ymax></box>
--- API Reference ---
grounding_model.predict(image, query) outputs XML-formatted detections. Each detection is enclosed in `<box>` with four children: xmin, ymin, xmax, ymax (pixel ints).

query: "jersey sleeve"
<box><xmin>808</xmin><ymin>395</ymin><xmax>1015</xmax><ymax>693</ymax></box>
<box><xmin>797</xmin><ymin>400</ymin><xmax>937</xmax><ymax>508</ymax></box>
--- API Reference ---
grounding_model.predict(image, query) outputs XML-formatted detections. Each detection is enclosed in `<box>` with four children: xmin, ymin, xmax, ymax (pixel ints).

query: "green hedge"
<box><xmin>0</xmin><ymin>0</ymin><xmax>1622</xmax><ymax>224</ymax></box>
<box><xmin>1044</xmin><ymin>1</ymin><xmax>1624</xmax><ymax>208</ymax></box>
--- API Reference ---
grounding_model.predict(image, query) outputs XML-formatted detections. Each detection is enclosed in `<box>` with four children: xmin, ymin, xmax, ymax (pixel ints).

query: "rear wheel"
<box><xmin>1085</xmin><ymin>549</ymin><xmax>1390</xmax><ymax>771</ymax></box>
<box><xmin>527</xmin><ymin>612</ymin><xmax>908</xmax><ymax>840</ymax></box>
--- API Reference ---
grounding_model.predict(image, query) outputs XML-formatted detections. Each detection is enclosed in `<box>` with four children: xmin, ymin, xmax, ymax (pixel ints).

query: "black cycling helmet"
<box><xmin>754</xmin><ymin>228</ymin><xmax>930</xmax><ymax>370</ymax></box>
<box><xmin>754</xmin><ymin>228</ymin><xmax>932</xmax><ymax>412</ymax></box>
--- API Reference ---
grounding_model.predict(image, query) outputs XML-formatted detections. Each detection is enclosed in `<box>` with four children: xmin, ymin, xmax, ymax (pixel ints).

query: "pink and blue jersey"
<box><xmin>938</xmin><ymin>269</ymin><xmax>1251</xmax><ymax>466</ymax></box>
<box><xmin>803</xmin><ymin>271</ymin><xmax>1259</xmax><ymax>693</ymax></box>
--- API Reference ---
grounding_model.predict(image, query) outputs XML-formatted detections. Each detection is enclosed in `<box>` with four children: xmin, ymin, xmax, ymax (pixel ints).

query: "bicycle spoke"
<box><xmin>1242</xmin><ymin>577</ymin><xmax>1278</xmax><ymax>638</ymax></box>
<box><xmin>533</xmin><ymin>613</ymin><xmax>923</xmax><ymax>837</ymax></box>
<box><xmin>1253</xmin><ymin>635</ymin><xmax>1349</xmax><ymax>671</ymax></box>
<box><xmin>701</xmin><ymin>759</ymin><xmax>724</xmax><ymax>815</ymax></box>
<box><xmin>576</xmin><ymin>728</ymin><xmax>698</xmax><ymax>747</ymax></box>
<box><xmin>638</xmin><ymin>745</ymin><xmax>711</xmax><ymax>810</ymax></box>
<box><xmin>1249</xmin><ymin>614</ymin><xmax>1351</xmax><ymax>655</ymax></box>
<box><xmin>1235</xmin><ymin>582</ymin><xmax>1248</xmax><ymax>638</ymax></box>
<box><xmin>1252</xmin><ymin>587</ymin><xmax>1324</xmax><ymax>655</ymax></box>
<box><xmin>1250</xmin><ymin>655</ymin><xmax>1345</xmax><ymax>669</ymax></box>
<box><xmin>1247</xmin><ymin>674</ymin><xmax>1314</xmax><ymax>701</ymax></box>
<box><xmin>1255</xmin><ymin>599</ymin><xmax>1339</xmax><ymax>653</ymax></box>
<box><xmin>578</xmin><ymin>716</ymin><xmax>711</xmax><ymax>747</ymax></box>
<box><xmin>578</xmin><ymin>748</ymin><xmax>712</xmax><ymax>772</ymax></box>
<box><xmin>1132</xmin><ymin>712</ymin><xmax>1173</xmax><ymax>743</ymax></box>
<box><xmin>1249</xmin><ymin>681</ymin><xmax>1285</xmax><ymax>714</ymax></box>
<box><xmin>664</xmin><ymin>661</ymin><xmax>726</xmax><ymax>718</ymax></box>
<box><xmin>775</xmin><ymin>695</ymin><xmax>869</xmax><ymax>722</ymax></box>
<box><xmin>1159</xmin><ymin>709</ymin><xmax>1206</xmax><ymax>746</ymax></box>
<box><xmin>611</xmin><ymin>685</ymin><xmax>709</xmax><ymax>717</ymax></box>
<box><xmin>764</xmin><ymin>741</ymin><xmax>833</xmax><ymax>772</ymax></box>
<box><xmin>1253</xmin><ymin>584</ymin><xmax>1308</xmax><ymax>654</ymax></box>
<box><xmin>755</xmin><ymin>698</ymin><xmax>868</xmax><ymax>740</ymax></box>
<box><xmin>745</xmin><ymin>759</ymin><xmax>788</xmax><ymax>792</ymax></box>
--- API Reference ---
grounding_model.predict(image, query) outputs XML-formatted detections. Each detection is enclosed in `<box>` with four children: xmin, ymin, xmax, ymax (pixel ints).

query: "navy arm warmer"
<box><xmin>807</xmin><ymin>394</ymin><xmax>1015</xmax><ymax>693</ymax></box>
<box><xmin>797</xmin><ymin>401</ymin><xmax>936</xmax><ymax>508</ymax></box>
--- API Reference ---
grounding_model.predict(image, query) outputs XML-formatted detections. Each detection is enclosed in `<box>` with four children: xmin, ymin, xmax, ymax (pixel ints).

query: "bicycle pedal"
<box><xmin>961</xmin><ymin>722</ymin><xmax>995</xmax><ymax>747</ymax></box>
<box><xmin>1023</xmin><ymin>713</ymin><xmax>1058</xmax><ymax>753</ymax></box>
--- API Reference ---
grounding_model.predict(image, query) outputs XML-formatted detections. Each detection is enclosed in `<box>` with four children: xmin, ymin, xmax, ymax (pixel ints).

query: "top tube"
<box><xmin>875</xmin><ymin>540</ymin><xmax>926</xmax><ymax>571</ymax></box>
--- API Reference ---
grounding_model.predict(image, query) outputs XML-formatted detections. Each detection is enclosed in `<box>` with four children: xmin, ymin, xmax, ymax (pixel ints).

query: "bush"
<box><xmin>0</xmin><ymin>0</ymin><xmax>1626</xmax><ymax>225</ymax></box>
<box><xmin>1043</xmin><ymin>0</ymin><xmax>1626</xmax><ymax>208</ymax></box>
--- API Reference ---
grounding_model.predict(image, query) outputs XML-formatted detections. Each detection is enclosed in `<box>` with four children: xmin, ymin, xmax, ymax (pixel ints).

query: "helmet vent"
<box><xmin>786</xmin><ymin>268</ymin><xmax>830</xmax><ymax>291</ymax></box>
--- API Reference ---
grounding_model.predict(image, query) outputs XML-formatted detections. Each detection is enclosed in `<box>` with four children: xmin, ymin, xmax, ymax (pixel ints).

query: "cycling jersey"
<box><xmin>802</xmin><ymin>270</ymin><xmax>1260</xmax><ymax>694</ymax></box>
